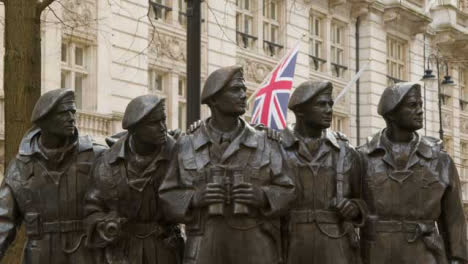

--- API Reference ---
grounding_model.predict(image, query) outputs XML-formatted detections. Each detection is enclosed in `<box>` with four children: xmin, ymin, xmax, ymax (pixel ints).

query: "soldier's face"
<box><xmin>40</xmin><ymin>101</ymin><xmax>77</xmax><ymax>138</ymax></box>
<box><xmin>132</xmin><ymin>104</ymin><xmax>167</xmax><ymax>146</ymax></box>
<box><xmin>211</xmin><ymin>79</ymin><xmax>247</xmax><ymax>116</ymax></box>
<box><xmin>297</xmin><ymin>91</ymin><xmax>334</xmax><ymax>129</ymax></box>
<box><xmin>389</xmin><ymin>88</ymin><xmax>424</xmax><ymax>131</ymax></box>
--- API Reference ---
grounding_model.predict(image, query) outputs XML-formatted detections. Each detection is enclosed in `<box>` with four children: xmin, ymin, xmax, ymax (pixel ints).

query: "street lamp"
<box><xmin>421</xmin><ymin>54</ymin><xmax>456</xmax><ymax>140</ymax></box>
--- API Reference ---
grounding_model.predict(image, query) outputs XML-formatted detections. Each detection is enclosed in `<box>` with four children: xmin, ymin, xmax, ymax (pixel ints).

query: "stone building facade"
<box><xmin>0</xmin><ymin>0</ymin><xmax>467</xmax><ymax>225</ymax></box>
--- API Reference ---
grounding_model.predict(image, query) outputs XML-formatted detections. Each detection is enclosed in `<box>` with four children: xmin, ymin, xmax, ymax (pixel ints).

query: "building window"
<box><xmin>150</xmin><ymin>0</ymin><xmax>172</xmax><ymax>21</ymax></box>
<box><xmin>178</xmin><ymin>76</ymin><xmax>187</xmax><ymax>130</ymax></box>
<box><xmin>387</xmin><ymin>36</ymin><xmax>407</xmax><ymax>86</ymax></box>
<box><xmin>262</xmin><ymin>0</ymin><xmax>282</xmax><ymax>56</ymax></box>
<box><xmin>309</xmin><ymin>13</ymin><xmax>326</xmax><ymax>72</ymax></box>
<box><xmin>61</xmin><ymin>43</ymin><xmax>68</xmax><ymax>63</ymax></box>
<box><xmin>236</xmin><ymin>0</ymin><xmax>256</xmax><ymax>49</ymax></box>
<box><xmin>460</xmin><ymin>68</ymin><xmax>468</xmax><ymax>110</ymax></box>
<box><xmin>332</xmin><ymin>114</ymin><xmax>347</xmax><ymax>134</ymax></box>
<box><xmin>149</xmin><ymin>70</ymin><xmax>166</xmax><ymax>98</ymax></box>
<box><xmin>61</xmin><ymin>42</ymin><xmax>88</xmax><ymax>109</ymax></box>
<box><xmin>178</xmin><ymin>0</ymin><xmax>187</xmax><ymax>26</ymax></box>
<box><xmin>331</xmin><ymin>21</ymin><xmax>347</xmax><ymax>78</ymax></box>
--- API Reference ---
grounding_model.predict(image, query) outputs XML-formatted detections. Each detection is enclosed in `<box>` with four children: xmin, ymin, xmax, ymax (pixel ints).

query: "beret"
<box><xmin>31</xmin><ymin>89</ymin><xmax>75</xmax><ymax>123</ymax></box>
<box><xmin>122</xmin><ymin>94</ymin><xmax>164</xmax><ymax>129</ymax></box>
<box><xmin>201</xmin><ymin>65</ymin><xmax>244</xmax><ymax>104</ymax></box>
<box><xmin>377</xmin><ymin>82</ymin><xmax>421</xmax><ymax>116</ymax></box>
<box><xmin>288</xmin><ymin>80</ymin><xmax>333</xmax><ymax>110</ymax></box>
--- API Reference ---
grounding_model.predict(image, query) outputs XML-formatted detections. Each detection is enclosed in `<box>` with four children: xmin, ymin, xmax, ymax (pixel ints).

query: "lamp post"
<box><xmin>186</xmin><ymin>0</ymin><xmax>202</xmax><ymax>128</ymax></box>
<box><xmin>421</xmin><ymin>54</ymin><xmax>456</xmax><ymax>140</ymax></box>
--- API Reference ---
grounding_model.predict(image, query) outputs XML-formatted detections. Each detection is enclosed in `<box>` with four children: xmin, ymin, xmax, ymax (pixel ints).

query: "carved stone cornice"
<box><xmin>383</xmin><ymin>4</ymin><xmax>432</xmax><ymax>35</ymax></box>
<box><xmin>62</xmin><ymin>0</ymin><xmax>97</xmax><ymax>41</ymax></box>
<box><xmin>150</xmin><ymin>33</ymin><xmax>187</xmax><ymax>63</ymax></box>
<box><xmin>349</xmin><ymin>0</ymin><xmax>375</xmax><ymax>18</ymax></box>
<box><xmin>236</xmin><ymin>56</ymin><xmax>274</xmax><ymax>84</ymax></box>
<box><xmin>431</xmin><ymin>5</ymin><xmax>468</xmax><ymax>58</ymax></box>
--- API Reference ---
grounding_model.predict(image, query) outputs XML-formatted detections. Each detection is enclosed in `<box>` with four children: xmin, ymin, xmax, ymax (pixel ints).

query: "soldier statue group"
<box><xmin>0</xmin><ymin>65</ymin><xmax>466</xmax><ymax>264</ymax></box>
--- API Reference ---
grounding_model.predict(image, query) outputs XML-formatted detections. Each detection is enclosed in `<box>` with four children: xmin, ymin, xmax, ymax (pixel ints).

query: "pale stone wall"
<box><xmin>0</xmin><ymin>2</ymin><xmax>468</xmax><ymax>259</ymax></box>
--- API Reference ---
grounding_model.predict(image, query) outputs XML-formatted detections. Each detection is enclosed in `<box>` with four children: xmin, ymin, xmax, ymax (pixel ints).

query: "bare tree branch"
<box><xmin>37</xmin><ymin>0</ymin><xmax>56</xmax><ymax>13</ymax></box>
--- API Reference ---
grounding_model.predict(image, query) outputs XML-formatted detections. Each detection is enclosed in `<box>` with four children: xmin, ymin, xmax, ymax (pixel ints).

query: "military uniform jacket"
<box><xmin>358</xmin><ymin>130</ymin><xmax>468</xmax><ymax>264</ymax></box>
<box><xmin>159</xmin><ymin>119</ymin><xmax>295</xmax><ymax>264</ymax></box>
<box><xmin>281</xmin><ymin>127</ymin><xmax>366</xmax><ymax>264</ymax></box>
<box><xmin>0</xmin><ymin>127</ymin><xmax>105</xmax><ymax>264</ymax></box>
<box><xmin>84</xmin><ymin>133</ymin><xmax>178</xmax><ymax>264</ymax></box>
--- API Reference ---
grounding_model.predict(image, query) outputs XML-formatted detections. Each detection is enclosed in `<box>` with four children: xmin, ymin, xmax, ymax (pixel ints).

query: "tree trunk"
<box><xmin>4</xmin><ymin>0</ymin><xmax>42</xmax><ymax>166</ymax></box>
<box><xmin>3</xmin><ymin>0</ymin><xmax>43</xmax><ymax>262</ymax></box>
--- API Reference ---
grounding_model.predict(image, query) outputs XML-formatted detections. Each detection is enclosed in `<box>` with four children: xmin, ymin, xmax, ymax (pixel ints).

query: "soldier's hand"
<box><xmin>187</xmin><ymin>120</ymin><xmax>203</xmax><ymax>134</ymax></box>
<box><xmin>232</xmin><ymin>183</ymin><xmax>267</xmax><ymax>208</ymax></box>
<box><xmin>168</xmin><ymin>129</ymin><xmax>182</xmax><ymax>139</ymax></box>
<box><xmin>336</xmin><ymin>198</ymin><xmax>359</xmax><ymax>221</ymax></box>
<box><xmin>192</xmin><ymin>183</ymin><xmax>226</xmax><ymax>208</ymax></box>
<box><xmin>253</xmin><ymin>124</ymin><xmax>281</xmax><ymax>141</ymax></box>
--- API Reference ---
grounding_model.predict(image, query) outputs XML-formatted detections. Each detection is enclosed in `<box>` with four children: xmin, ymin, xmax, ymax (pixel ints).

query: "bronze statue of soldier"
<box><xmin>358</xmin><ymin>82</ymin><xmax>468</xmax><ymax>264</ymax></box>
<box><xmin>281</xmin><ymin>81</ymin><xmax>367</xmax><ymax>264</ymax></box>
<box><xmin>84</xmin><ymin>95</ymin><xmax>182</xmax><ymax>264</ymax></box>
<box><xmin>0</xmin><ymin>89</ymin><xmax>106</xmax><ymax>263</ymax></box>
<box><xmin>159</xmin><ymin>66</ymin><xmax>295</xmax><ymax>264</ymax></box>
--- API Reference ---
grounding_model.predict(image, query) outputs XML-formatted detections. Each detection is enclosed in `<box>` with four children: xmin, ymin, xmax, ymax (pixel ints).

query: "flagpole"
<box><xmin>246</xmin><ymin>38</ymin><xmax>303</xmax><ymax>105</ymax></box>
<box><xmin>334</xmin><ymin>59</ymin><xmax>372</xmax><ymax>103</ymax></box>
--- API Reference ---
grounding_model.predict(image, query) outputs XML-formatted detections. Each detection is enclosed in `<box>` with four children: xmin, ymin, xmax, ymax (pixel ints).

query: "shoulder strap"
<box><xmin>336</xmin><ymin>140</ymin><xmax>347</xmax><ymax>204</ymax></box>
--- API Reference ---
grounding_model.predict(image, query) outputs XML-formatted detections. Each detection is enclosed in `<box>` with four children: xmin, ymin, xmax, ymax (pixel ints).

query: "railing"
<box><xmin>236</xmin><ymin>31</ymin><xmax>258</xmax><ymax>49</ymax></box>
<box><xmin>309</xmin><ymin>55</ymin><xmax>327</xmax><ymax>71</ymax></box>
<box><xmin>332</xmin><ymin>63</ymin><xmax>348</xmax><ymax>78</ymax></box>
<box><xmin>178</xmin><ymin>11</ymin><xmax>187</xmax><ymax>27</ymax></box>
<box><xmin>263</xmin><ymin>40</ymin><xmax>283</xmax><ymax>57</ymax></box>
<box><xmin>76</xmin><ymin>110</ymin><xmax>113</xmax><ymax>141</ymax></box>
<box><xmin>150</xmin><ymin>1</ymin><xmax>173</xmax><ymax>21</ymax></box>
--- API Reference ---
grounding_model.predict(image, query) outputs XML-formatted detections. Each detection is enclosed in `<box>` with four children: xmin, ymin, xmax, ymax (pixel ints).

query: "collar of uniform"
<box><xmin>281</xmin><ymin>127</ymin><xmax>339</xmax><ymax>149</ymax></box>
<box><xmin>107</xmin><ymin>133</ymin><xmax>175</xmax><ymax>165</ymax></box>
<box><xmin>192</xmin><ymin>118</ymin><xmax>258</xmax><ymax>150</ymax></box>
<box><xmin>18</xmin><ymin>126</ymin><xmax>83</xmax><ymax>157</ymax></box>
<box><xmin>78</xmin><ymin>135</ymin><xmax>93</xmax><ymax>152</ymax></box>
<box><xmin>416</xmin><ymin>135</ymin><xmax>434</xmax><ymax>159</ymax></box>
<box><xmin>107</xmin><ymin>134</ymin><xmax>127</xmax><ymax>164</ymax></box>
<box><xmin>366</xmin><ymin>129</ymin><xmax>433</xmax><ymax>159</ymax></box>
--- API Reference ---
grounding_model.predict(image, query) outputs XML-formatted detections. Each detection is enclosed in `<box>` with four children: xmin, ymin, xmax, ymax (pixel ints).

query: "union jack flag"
<box><xmin>250</xmin><ymin>43</ymin><xmax>299</xmax><ymax>130</ymax></box>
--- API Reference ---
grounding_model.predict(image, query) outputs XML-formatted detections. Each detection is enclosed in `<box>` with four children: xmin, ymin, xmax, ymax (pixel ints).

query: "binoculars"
<box><xmin>208</xmin><ymin>168</ymin><xmax>250</xmax><ymax>216</ymax></box>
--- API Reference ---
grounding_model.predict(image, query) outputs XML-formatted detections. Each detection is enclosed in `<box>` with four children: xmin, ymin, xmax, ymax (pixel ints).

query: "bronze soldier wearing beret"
<box><xmin>0</xmin><ymin>89</ymin><xmax>106</xmax><ymax>263</ymax></box>
<box><xmin>282</xmin><ymin>81</ymin><xmax>367</xmax><ymax>264</ymax></box>
<box><xmin>84</xmin><ymin>95</ymin><xmax>182</xmax><ymax>264</ymax></box>
<box><xmin>159</xmin><ymin>66</ymin><xmax>295</xmax><ymax>264</ymax></box>
<box><xmin>358</xmin><ymin>82</ymin><xmax>468</xmax><ymax>264</ymax></box>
